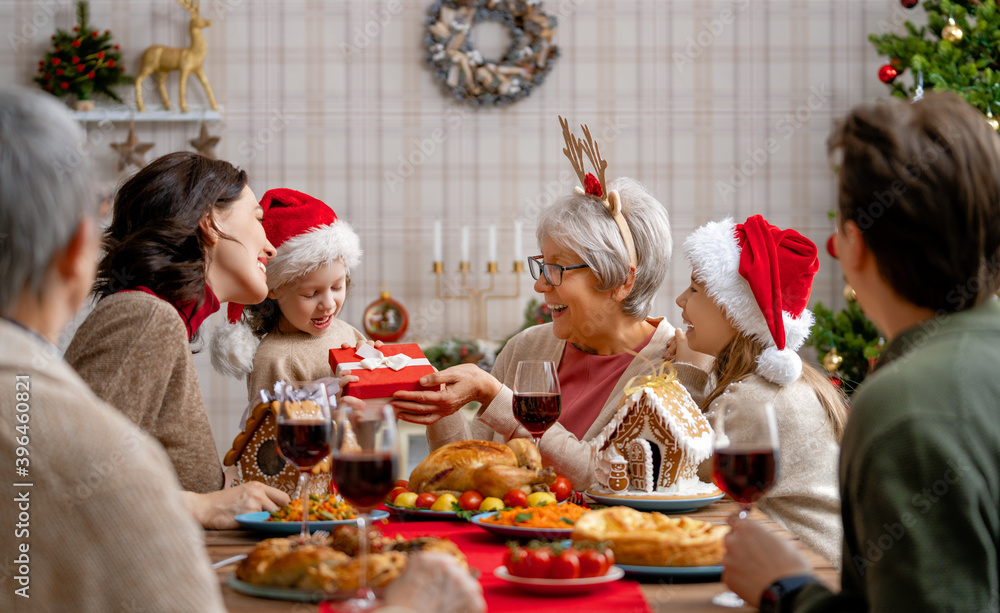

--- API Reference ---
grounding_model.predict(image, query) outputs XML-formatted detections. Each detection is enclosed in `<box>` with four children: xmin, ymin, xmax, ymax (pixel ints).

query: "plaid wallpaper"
<box><xmin>2</xmin><ymin>0</ymin><xmax>907</xmax><ymax>459</ymax></box>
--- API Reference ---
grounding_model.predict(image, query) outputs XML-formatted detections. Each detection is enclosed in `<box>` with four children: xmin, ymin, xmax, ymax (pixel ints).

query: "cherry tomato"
<box><xmin>458</xmin><ymin>490</ymin><xmax>484</xmax><ymax>512</ymax></box>
<box><xmin>415</xmin><ymin>492</ymin><xmax>437</xmax><ymax>509</ymax></box>
<box><xmin>550</xmin><ymin>476</ymin><xmax>573</xmax><ymax>502</ymax></box>
<box><xmin>395</xmin><ymin>479</ymin><xmax>409</xmax><ymax>489</ymax></box>
<box><xmin>521</xmin><ymin>548</ymin><xmax>552</xmax><ymax>579</ymax></box>
<box><xmin>548</xmin><ymin>548</ymin><xmax>581</xmax><ymax>579</ymax></box>
<box><xmin>503</xmin><ymin>489</ymin><xmax>528</xmax><ymax>508</ymax></box>
<box><xmin>503</xmin><ymin>545</ymin><xmax>528</xmax><ymax>577</ymax></box>
<box><xmin>577</xmin><ymin>548</ymin><xmax>609</xmax><ymax>578</ymax></box>
<box><xmin>386</xmin><ymin>486</ymin><xmax>409</xmax><ymax>503</ymax></box>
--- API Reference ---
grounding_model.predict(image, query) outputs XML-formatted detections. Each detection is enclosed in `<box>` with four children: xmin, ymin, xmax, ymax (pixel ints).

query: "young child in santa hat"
<box><xmin>211</xmin><ymin>188</ymin><xmax>371</xmax><ymax>401</ymax></box>
<box><xmin>665</xmin><ymin>214</ymin><xmax>847</xmax><ymax>566</ymax></box>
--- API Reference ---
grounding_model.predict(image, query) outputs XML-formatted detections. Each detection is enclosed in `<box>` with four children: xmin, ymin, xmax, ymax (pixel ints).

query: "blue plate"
<box><xmin>616</xmin><ymin>563</ymin><xmax>723</xmax><ymax>580</ymax></box>
<box><xmin>585</xmin><ymin>489</ymin><xmax>725</xmax><ymax>513</ymax></box>
<box><xmin>469</xmin><ymin>512</ymin><xmax>576</xmax><ymax>540</ymax></box>
<box><xmin>227</xmin><ymin>574</ymin><xmax>381</xmax><ymax>602</ymax></box>
<box><xmin>234</xmin><ymin>510</ymin><xmax>389</xmax><ymax>535</ymax></box>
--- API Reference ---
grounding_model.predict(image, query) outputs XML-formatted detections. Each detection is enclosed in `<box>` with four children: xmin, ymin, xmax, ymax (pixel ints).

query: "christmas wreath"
<box><xmin>424</xmin><ymin>0</ymin><xmax>559</xmax><ymax>107</ymax></box>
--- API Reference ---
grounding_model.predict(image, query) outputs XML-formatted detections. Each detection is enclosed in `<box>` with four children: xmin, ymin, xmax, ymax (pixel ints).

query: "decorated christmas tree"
<box><xmin>805</xmin><ymin>299</ymin><xmax>884</xmax><ymax>396</ymax></box>
<box><xmin>870</xmin><ymin>0</ymin><xmax>1000</xmax><ymax>127</ymax></box>
<box><xmin>34</xmin><ymin>1</ymin><xmax>130</xmax><ymax>105</ymax></box>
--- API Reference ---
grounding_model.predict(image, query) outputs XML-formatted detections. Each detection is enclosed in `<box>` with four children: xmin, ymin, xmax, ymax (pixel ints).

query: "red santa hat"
<box><xmin>683</xmin><ymin>215</ymin><xmax>819</xmax><ymax>386</ymax></box>
<box><xmin>210</xmin><ymin>188</ymin><xmax>362</xmax><ymax>379</ymax></box>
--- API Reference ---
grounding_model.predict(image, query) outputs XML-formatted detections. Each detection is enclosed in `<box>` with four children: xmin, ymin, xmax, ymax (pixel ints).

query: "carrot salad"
<box><xmin>480</xmin><ymin>502</ymin><xmax>589</xmax><ymax>528</ymax></box>
<box><xmin>268</xmin><ymin>494</ymin><xmax>357</xmax><ymax>522</ymax></box>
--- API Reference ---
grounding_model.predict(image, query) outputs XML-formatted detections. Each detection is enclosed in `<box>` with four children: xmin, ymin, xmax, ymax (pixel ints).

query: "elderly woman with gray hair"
<box><xmin>393</xmin><ymin>177</ymin><xmax>700</xmax><ymax>489</ymax></box>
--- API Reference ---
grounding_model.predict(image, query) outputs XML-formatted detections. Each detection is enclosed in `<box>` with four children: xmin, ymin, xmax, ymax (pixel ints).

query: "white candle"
<box><xmin>513</xmin><ymin>219</ymin><xmax>523</xmax><ymax>261</ymax></box>
<box><xmin>487</xmin><ymin>225</ymin><xmax>497</xmax><ymax>262</ymax></box>
<box><xmin>460</xmin><ymin>226</ymin><xmax>470</xmax><ymax>262</ymax></box>
<box><xmin>432</xmin><ymin>220</ymin><xmax>442</xmax><ymax>262</ymax></box>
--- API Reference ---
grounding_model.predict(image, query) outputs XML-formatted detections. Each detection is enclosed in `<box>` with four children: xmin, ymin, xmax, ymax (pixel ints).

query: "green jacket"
<box><xmin>796</xmin><ymin>299</ymin><xmax>1000</xmax><ymax>611</ymax></box>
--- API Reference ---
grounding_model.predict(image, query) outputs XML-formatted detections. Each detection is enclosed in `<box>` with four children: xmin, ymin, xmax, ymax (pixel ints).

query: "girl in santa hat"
<box><xmin>665</xmin><ymin>214</ymin><xmax>847</xmax><ymax>565</ymax></box>
<box><xmin>210</xmin><ymin>188</ymin><xmax>371</xmax><ymax>402</ymax></box>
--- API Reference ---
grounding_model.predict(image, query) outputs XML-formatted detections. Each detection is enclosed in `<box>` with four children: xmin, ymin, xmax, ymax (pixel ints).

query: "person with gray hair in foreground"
<box><xmin>0</xmin><ymin>87</ymin><xmax>226</xmax><ymax>612</ymax></box>
<box><xmin>394</xmin><ymin>169</ymin><xmax>703</xmax><ymax>490</ymax></box>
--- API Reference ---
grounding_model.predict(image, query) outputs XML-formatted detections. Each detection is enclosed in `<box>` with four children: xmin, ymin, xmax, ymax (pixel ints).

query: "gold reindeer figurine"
<box><xmin>135</xmin><ymin>0</ymin><xmax>218</xmax><ymax>112</ymax></box>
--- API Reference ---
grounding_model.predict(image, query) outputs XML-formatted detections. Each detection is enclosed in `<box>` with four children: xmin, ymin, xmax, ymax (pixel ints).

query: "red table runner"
<box><xmin>336</xmin><ymin>516</ymin><xmax>652</xmax><ymax>613</ymax></box>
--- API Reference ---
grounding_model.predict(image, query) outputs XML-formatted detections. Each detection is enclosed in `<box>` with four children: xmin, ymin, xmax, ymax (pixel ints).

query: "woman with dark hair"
<box><xmin>66</xmin><ymin>151</ymin><xmax>289</xmax><ymax>528</ymax></box>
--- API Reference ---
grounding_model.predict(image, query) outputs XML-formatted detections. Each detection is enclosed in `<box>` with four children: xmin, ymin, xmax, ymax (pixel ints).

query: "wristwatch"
<box><xmin>759</xmin><ymin>575</ymin><xmax>819</xmax><ymax>613</ymax></box>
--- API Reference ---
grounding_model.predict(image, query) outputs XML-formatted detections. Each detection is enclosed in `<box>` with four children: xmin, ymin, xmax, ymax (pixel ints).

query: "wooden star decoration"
<box><xmin>110</xmin><ymin>122</ymin><xmax>155</xmax><ymax>171</ymax></box>
<box><xmin>190</xmin><ymin>123</ymin><xmax>221</xmax><ymax>159</ymax></box>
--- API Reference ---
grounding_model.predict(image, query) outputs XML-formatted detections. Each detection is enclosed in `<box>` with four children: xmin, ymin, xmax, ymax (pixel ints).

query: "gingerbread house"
<box><xmin>224</xmin><ymin>400</ymin><xmax>331</xmax><ymax>496</ymax></box>
<box><xmin>592</xmin><ymin>370</ymin><xmax>714</xmax><ymax>493</ymax></box>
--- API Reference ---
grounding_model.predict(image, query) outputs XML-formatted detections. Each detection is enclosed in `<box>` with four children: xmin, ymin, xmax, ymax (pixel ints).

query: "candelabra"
<box><xmin>431</xmin><ymin>221</ymin><xmax>525</xmax><ymax>340</ymax></box>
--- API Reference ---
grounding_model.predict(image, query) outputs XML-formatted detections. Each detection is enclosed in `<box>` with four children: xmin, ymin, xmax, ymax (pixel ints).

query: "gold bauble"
<box><xmin>942</xmin><ymin>22</ymin><xmax>963</xmax><ymax>43</ymax></box>
<box><xmin>823</xmin><ymin>349</ymin><xmax>844</xmax><ymax>373</ymax></box>
<box><xmin>843</xmin><ymin>284</ymin><xmax>857</xmax><ymax>302</ymax></box>
<box><xmin>988</xmin><ymin>116</ymin><xmax>1000</xmax><ymax>131</ymax></box>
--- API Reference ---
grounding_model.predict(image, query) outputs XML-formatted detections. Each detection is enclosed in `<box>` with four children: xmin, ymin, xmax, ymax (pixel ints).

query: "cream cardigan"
<box><xmin>426</xmin><ymin>318</ymin><xmax>712</xmax><ymax>490</ymax></box>
<box><xmin>0</xmin><ymin>320</ymin><xmax>225</xmax><ymax>612</ymax></box>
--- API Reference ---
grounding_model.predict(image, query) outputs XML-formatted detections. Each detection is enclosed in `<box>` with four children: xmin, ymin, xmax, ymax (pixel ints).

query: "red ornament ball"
<box><xmin>878</xmin><ymin>64</ymin><xmax>898</xmax><ymax>84</ymax></box>
<box><xmin>901</xmin><ymin>0</ymin><xmax>918</xmax><ymax>7</ymax></box>
<box><xmin>826</xmin><ymin>234</ymin><xmax>838</xmax><ymax>259</ymax></box>
<box><xmin>829</xmin><ymin>377</ymin><xmax>843</xmax><ymax>388</ymax></box>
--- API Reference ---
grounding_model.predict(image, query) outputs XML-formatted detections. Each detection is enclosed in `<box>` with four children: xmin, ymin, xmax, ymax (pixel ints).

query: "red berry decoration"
<box><xmin>584</xmin><ymin>172</ymin><xmax>603</xmax><ymax>197</ymax></box>
<box><xmin>878</xmin><ymin>64</ymin><xmax>898</xmax><ymax>84</ymax></box>
<box><xmin>826</xmin><ymin>234</ymin><xmax>838</xmax><ymax>259</ymax></box>
<box><xmin>901</xmin><ymin>0</ymin><xmax>918</xmax><ymax>7</ymax></box>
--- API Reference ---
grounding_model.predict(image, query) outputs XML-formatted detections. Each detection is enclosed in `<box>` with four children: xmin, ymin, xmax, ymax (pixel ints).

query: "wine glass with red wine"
<box><xmin>330</xmin><ymin>402</ymin><xmax>399</xmax><ymax>611</ymax></box>
<box><xmin>275</xmin><ymin>381</ymin><xmax>333</xmax><ymax>542</ymax></box>
<box><xmin>710</xmin><ymin>396</ymin><xmax>781</xmax><ymax>608</ymax></box>
<box><xmin>512</xmin><ymin>361</ymin><xmax>561</xmax><ymax>448</ymax></box>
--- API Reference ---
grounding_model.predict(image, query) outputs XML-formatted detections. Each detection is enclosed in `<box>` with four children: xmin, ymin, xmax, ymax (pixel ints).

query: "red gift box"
<box><xmin>329</xmin><ymin>343</ymin><xmax>435</xmax><ymax>400</ymax></box>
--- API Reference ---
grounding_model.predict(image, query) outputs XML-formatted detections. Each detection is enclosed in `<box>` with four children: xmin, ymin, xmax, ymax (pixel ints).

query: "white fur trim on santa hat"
<box><xmin>683</xmin><ymin>218</ymin><xmax>814</xmax><ymax>386</ymax></box>
<box><xmin>267</xmin><ymin>220</ymin><xmax>363</xmax><ymax>291</ymax></box>
<box><xmin>210</xmin><ymin>319</ymin><xmax>260</xmax><ymax>379</ymax></box>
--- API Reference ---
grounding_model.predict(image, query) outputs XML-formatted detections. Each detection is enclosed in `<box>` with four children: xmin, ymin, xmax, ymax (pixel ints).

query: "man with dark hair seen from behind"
<box><xmin>719</xmin><ymin>91</ymin><xmax>1000</xmax><ymax>611</ymax></box>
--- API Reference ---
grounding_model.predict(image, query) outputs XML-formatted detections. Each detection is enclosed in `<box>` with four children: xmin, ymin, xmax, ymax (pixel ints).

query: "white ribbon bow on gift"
<box><xmin>338</xmin><ymin>344</ymin><xmax>431</xmax><ymax>373</ymax></box>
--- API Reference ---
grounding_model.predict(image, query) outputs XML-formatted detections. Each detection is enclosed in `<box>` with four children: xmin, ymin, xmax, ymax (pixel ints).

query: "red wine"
<box><xmin>332</xmin><ymin>452</ymin><xmax>398</xmax><ymax>510</ymax></box>
<box><xmin>713</xmin><ymin>448</ymin><xmax>778</xmax><ymax>504</ymax></box>
<box><xmin>276</xmin><ymin>420</ymin><xmax>331</xmax><ymax>470</ymax></box>
<box><xmin>512</xmin><ymin>393</ymin><xmax>561</xmax><ymax>435</ymax></box>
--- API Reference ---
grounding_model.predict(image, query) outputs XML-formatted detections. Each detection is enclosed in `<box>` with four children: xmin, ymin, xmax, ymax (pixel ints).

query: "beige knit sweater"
<box><xmin>65</xmin><ymin>291</ymin><xmax>224</xmax><ymax>493</ymax></box>
<box><xmin>426</xmin><ymin>318</ymin><xmax>713</xmax><ymax>490</ymax></box>
<box><xmin>699</xmin><ymin>374</ymin><xmax>843</xmax><ymax>566</ymax></box>
<box><xmin>247</xmin><ymin>318</ymin><xmax>365</xmax><ymax>401</ymax></box>
<box><xmin>0</xmin><ymin>320</ymin><xmax>225</xmax><ymax>612</ymax></box>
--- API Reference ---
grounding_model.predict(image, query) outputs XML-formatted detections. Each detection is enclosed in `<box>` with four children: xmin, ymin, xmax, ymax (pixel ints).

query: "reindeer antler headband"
<box><xmin>559</xmin><ymin>116</ymin><xmax>637</xmax><ymax>271</ymax></box>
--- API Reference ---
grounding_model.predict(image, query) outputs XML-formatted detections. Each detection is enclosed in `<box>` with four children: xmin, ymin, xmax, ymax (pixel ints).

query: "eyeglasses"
<box><xmin>527</xmin><ymin>256</ymin><xmax>590</xmax><ymax>287</ymax></box>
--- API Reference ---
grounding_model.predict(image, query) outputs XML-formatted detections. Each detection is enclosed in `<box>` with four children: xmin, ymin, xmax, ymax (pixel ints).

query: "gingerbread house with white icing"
<box><xmin>224</xmin><ymin>400</ymin><xmax>331</xmax><ymax>496</ymax></box>
<box><xmin>592</xmin><ymin>365</ymin><xmax>714</xmax><ymax>494</ymax></box>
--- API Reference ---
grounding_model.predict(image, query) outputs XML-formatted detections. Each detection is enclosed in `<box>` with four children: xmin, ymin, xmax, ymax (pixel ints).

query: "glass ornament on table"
<box><xmin>511</xmin><ymin>360</ymin><xmax>561</xmax><ymax>448</ymax></box>
<box><xmin>329</xmin><ymin>401</ymin><xmax>399</xmax><ymax>611</ymax></box>
<box><xmin>274</xmin><ymin>381</ymin><xmax>334</xmax><ymax>542</ymax></box>
<box><xmin>710</xmin><ymin>395</ymin><xmax>780</xmax><ymax>608</ymax></box>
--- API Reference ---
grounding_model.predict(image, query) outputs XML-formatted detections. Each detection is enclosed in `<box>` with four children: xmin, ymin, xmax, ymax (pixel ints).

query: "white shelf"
<box><xmin>71</xmin><ymin>105</ymin><xmax>223</xmax><ymax>122</ymax></box>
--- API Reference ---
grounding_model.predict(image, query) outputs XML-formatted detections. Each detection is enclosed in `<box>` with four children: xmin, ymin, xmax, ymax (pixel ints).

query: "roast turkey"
<box><xmin>408</xmin><ymin>439</ymin><xmax>556</xmax><ymax>498</ymax></box>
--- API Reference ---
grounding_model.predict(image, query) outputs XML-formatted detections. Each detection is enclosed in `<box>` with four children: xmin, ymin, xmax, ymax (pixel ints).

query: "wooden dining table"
<box><xmin>206</xmin><ymin>500</ymin><xmax>839</xmax><ymax>612</ymax></box>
